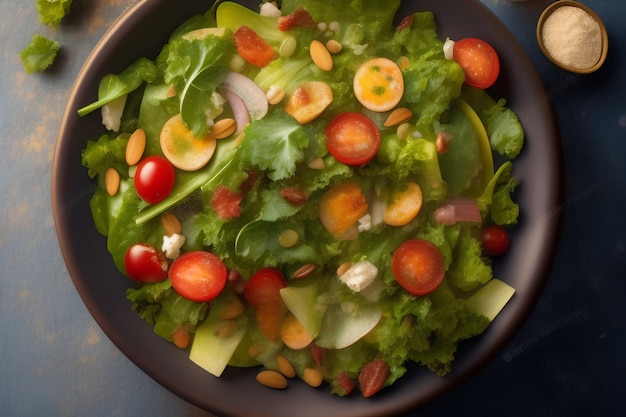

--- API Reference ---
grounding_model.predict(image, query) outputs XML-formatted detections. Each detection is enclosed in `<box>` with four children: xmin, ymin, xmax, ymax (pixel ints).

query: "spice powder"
<box><xmin>541</xmin><ymin>6</ymin><xmax>602</xmax><ymax>70</ymax></box>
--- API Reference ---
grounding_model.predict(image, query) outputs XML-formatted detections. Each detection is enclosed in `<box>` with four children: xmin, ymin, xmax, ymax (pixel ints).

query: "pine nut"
<box><xmin>279</xmin><ymin>36</ymin><xmax>297</xmax><ymax>57</ymax></box>
<box><xmin>396</xmin><ymin>122</ymin><xmax>411</xmax><ymax>140</ymax></box>
<box><xmin>279</xmin><ymin>229</ymin><xmax>299</xmax><ymax>248</ymax></box>
<box><xmin>212</xmin><ymin>118</ymin><xmax>237</xmax><ymax>139</ymax></box>
<box><xmin>307</xmin><ymin>158</ymin><xmax>325</xmax><ymax>170</ymax></box>
<box><xmin>326</xmin><ymin>39</ymin><xmax>342</xmax><ymax>54</ymax></box>
<box><xmin>277</xmin><ymin>354</ymin><xmax>297</xmax><ymax>378</ymax></box>
<box><xmin>301</xmin><ymin>367</ymin><xmax>324</xmax><ymax>387</ymax></box>
<box><xmin>266</xmin><ymin>85</ymin><xmax>285</xmax><ymax>105</ymax></box>
<box><xmin>256</xmin><ymin>370</ymin><xmax>288</xmax><ymax>389</ymax></box>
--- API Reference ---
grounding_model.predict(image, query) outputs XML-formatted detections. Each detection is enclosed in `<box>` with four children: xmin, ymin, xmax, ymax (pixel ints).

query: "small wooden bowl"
<box><xmin>536</xmin><ymin>0</ymin><xmax>608</xmax><ymax>74</ymax></box>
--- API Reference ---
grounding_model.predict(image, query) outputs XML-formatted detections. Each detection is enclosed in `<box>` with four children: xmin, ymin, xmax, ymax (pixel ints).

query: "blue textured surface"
<box><xmin>1</xmin><ymin>1</ymin><xmax>624</xmax><ymax>416</ymax></box>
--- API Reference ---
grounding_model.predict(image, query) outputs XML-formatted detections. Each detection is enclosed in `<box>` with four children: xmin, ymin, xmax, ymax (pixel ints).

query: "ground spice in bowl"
<box><xmin>537</xmin><ymin>1</ymin><xmax>608</xmax><ymax>74</ymax></box>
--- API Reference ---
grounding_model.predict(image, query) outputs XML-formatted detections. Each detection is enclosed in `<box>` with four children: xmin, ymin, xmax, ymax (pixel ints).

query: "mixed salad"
<box><xmin>79</xmin><ymin>0</ymin><xmax>524</xmax><ymax>397</ymax></box>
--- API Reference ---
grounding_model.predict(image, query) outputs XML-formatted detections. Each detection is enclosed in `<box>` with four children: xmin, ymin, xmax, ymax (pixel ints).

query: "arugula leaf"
<box><xmin>36</xmin><ymin>0</ymin><xmax>73</xmax><ymax>26</ymax></box>
<box><xmin>160</xmin><ymin>35</ymin><xmax>232</xmax><ymax>137</ymax></box>
<box><xmin>77</xmin><ymin>57</ymin><xmax>158</xmax><ymax>116</ymax></box>
<box><xmin>19</xmin><ymin>34</ymin><xmax>60</xmax><ymax>74</ymax></box>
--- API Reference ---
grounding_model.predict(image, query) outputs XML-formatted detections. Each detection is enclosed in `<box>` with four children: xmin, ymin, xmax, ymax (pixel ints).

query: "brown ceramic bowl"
<box><xmin>52</xmin><ymin>1</ymin><xmax>564</xmax><ymax>416</ymax></box>
<box><xmin>537</xmin><ymin>0</ymin><xmax>608</xmax><ymax>74</ymax></box>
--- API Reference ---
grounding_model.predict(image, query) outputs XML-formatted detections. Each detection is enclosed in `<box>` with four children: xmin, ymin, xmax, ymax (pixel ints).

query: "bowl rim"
<box><xmin>51</xmin><ymin>0</ymin><xmax>565</xmax><ymax>415</ymax></box>
<box><xmin>536</xmin><ymin>0</ymin><xmax>609</xmax><ymax>74</ymax></box>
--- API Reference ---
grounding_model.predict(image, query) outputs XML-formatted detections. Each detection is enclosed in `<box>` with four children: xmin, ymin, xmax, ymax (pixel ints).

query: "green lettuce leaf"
<box><xmin>19</xmin><ymin>34</ymin><xmax>60</xmax><ymax>74</ymax></box>
<box><xmin>159</xmin><ymin>34</ymin><xmax>232</xmax><ymax>137</ymax></box>
<box><xmin>36</xmin><ymin>0</ymin><xmax>73</xmax><ymax>26</ymax></box>
<box><xmin>77</xmin><ymin>57</ymin><xmax>158</xmax><ymax>116</ymax></box>
<box><xmin>447</xmin><ymin>234</ymin><xmax>493</xmax><ymax>292</ymax></box>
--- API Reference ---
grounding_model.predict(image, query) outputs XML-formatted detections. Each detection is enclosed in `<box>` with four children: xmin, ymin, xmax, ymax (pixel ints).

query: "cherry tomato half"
<box><xmin>243</xmin><ymin>267</ymin><xmax>287</xmax><ymax>306</ymax></box>
<box><xmin>325</xmin><ymin>112</ymin><xmax>380</xmax><ymax>166</ymax></box>
<box><xmin>124</xmin><ymin>243</ymin><xmax>169</xmax><ymax>283</ymax></box>
<box><xmin>169</xmin><ymin>251</ymin><xmax>227</xmax><ymax>302</ymax></box>
<box><xmin>391</xmin><ymin>239</ymin><xmax>445</xmax><ymax>296</ymax></box>
<box><xmin>453</xmin><ymin>37</ymin><xmax>500</xmax><ymax>89</ymax></box>
<box><xmin>481</xmin><ymin>225</ymin><xmax>510</xmax><ymax>256</ymax></box>
<box><xmin>134</xmin><ymin>155</ymin><xmax>176</xmax><ymax>204</ymax></box>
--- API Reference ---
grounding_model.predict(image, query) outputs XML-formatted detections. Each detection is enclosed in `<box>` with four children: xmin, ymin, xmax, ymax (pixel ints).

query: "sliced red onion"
<box><xmin>221</xmin><ymin>71</ymin><xmax>269</xmax><ymax>120</ymax></box>
<box><xmin>220</xmin><ymin>86</ymin><xmax>250</xmax><ymax>135</ymax></box>
<box><xmin>434</xmin><ymin>196</ymin><xmax>482</xmax><ymax>225</ymax></box>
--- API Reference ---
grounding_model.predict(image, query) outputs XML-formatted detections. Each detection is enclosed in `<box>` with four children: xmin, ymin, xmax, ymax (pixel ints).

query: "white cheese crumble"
<box><xmin>101</xmin><ymin>94</ymin><xmax>127</xmax><ymax>132</ymax></box>
<box><xmin>162</xmin><ymin>233</ymin><xmax>186</xmax><ymax>259</ymax></box>
<box><xmin>339</xmin><ymin>261</ymin><xmax>378</xmax><ymax>292</ymax></box>
<box><xmin>260</xmin><ymin>2</ymin><xmax>281</xmax><ymax>17</ymax></box>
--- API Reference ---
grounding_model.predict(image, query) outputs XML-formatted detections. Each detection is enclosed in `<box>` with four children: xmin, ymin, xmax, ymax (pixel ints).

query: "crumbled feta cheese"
<box><xmin>260</xmin><ymin>2</ymin><xmax>281</xmax><ymax>17</ymax></box>
<box><xmin>443</xmin><ymin>37</ymin><xmax>455</xmax><ymax>60</ymax></box>
<box><xmin>205</xmin><ymin>91</ymin><xmax>225</xmax><ymax>127</ymax></box>
<box><xmin>357</xmin><ymin>214</ymin><xmax>372</xmax><ymax>232</ymax></box>
<box><xmin>101</xmin><ymin>94</ymin><xmax>127</xmax><ymax>132</ymax></box>
<box><xmin>339</xmin><ymin>261</ymin><xmax>378</xmax><ymax>292</ymax></box>
<box><xmin>162</xmin><ymin>233</ymin><xmax>186</xmax><ymax>259</ymax></box>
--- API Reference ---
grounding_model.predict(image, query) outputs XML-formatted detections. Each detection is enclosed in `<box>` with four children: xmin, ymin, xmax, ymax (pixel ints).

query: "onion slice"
<box><xmin>220</xmin><ymin>86</ymin><xmax>249</xmax><ymax>135</ymax></box>
<box><xmin>434</xmin><ymin>196</ymin><xmax>482</xmax><ymax>225</ymax></box>
<box><xmin>221</xmin><ymin>71</ymin><xmax>269</xmax><ymax>121</ymax></box>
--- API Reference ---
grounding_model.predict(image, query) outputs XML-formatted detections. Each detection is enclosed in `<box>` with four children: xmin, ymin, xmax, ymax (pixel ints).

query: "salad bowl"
<box><xmin>52</xmin><ymin>0</ymin><xmax>564</xmax><ymax>416</ymax></box>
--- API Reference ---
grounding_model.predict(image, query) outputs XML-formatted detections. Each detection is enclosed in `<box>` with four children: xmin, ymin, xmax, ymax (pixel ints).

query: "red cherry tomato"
<box><xmin>391</xmin><ymin>239</ymin><xmax>445</xmax><ymax>296</ymax></box>
<box><xmin>243</xmin><ymin>267</ymin><xmax>287</xmax><ymax>306</ymax></box>
<box><xmin>481</xmin><ymin>225</ymin><xmax>510</xmax><ymax>256</ymax></box>
<box><xmin>124</xmin><ymin>243</ymin><xmax>169</xmax><ymax>283</ymax></box>
<box><xmin>134</xmin><ymin>155</ymin><xmax>176</xmax><ymax>204</ymax></box>
<box><xmin>169</xmin><ymin>251</ymin><xmax>227</xmax><ymax>302</ymax></box>
<box><xmin>453</xmin><ymin>37</ymin><xmax>500</xmax><ymax>89</ymax></box>
<box><xmin>325</xmin><ymin>112</ymin><xmax>381</xmax><ymax>166</ymax></box>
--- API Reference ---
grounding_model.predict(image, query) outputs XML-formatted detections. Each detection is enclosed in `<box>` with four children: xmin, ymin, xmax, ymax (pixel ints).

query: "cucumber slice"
<box><xmin>189</xmin><ymin>304</ymin><xmax>248</xmax><ymax>377</ymax></box>
<box><xmin>465</xmin><ymin>278</ymin><xmax>515</xmax><ymax>322</ymax></box>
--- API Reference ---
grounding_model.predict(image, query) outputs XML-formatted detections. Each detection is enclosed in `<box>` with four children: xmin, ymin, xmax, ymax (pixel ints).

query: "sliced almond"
<box><xmin>105</xmin><ymin>167</ymin><xmax>120</xmax><ymax>196</ymax></box>
<box><xmin>383</xmin><ymin>107</ymin><xmax>413</xmax><ymax>127</ymax></box>
<box><xmin>161</xmin><ymin>211</ymin><xmax>182</xmax><ymax>236</ymax></box>
<box><xmin>125</xmin><ymin>128</ymin><xmax>146</xmax><ymax>166</ymax></box>
<box><xmin>277</xmin><ymin>354</ymin><xmax>297</xmax><ymax>378</ymax></box>
<box><xmin>293</xmin><ymin>263</ymin><xmax>316</xmax><ymax>279</ymax></box>
<box><xmin>256</xmin><ymin>370</ymin><xmax>288</xmax><ymax>390</ymax></box>
<box><xmin>336</xmin><ymin>262</ymin><xmax>353</xmax><ymax>277</ymax></box>
<box><xmin>310</xmin><ymin>40</ymin><xmax>333</xmax><ymax>71</ymax></box>
<box><xmin>301</xmin><ymin>367</ymin><xmax>324</xmax><ymax>387</ymax></box>
<box><xmin>211</xmin><ymin>118</ymin><xmax>237</xmax><ymax>139</ymax></box>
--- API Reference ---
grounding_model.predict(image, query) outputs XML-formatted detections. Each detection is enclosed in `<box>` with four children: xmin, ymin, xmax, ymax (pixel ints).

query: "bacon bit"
<box><xmin>171</xmin><ymin>324</ymin><xmax>192</xmax><ymax>349</ymax></box>
<box><xmin>278</xmin><ymin>7</ymin><xmax>317</xmax><ymax>32</ymax></box>
<box><xmin>336</xmin><ymin>371</ymin><xmax>356</xmax><ymax>396</ymax></box>
<box><xmin>233</xmin><ymin>25</ymin><xmax>275</xmax><ymax>68</ymax></box>
<box><xmin>280</xmin><ymin>187</ymin><xmax>308</xmax><ymax>206</ymax></box>
<box><xmin>310</xmin><ymin>343</ymin><xmax>325</xmax><ymax>367</ymax></box>
<box><xmin>241</xmin><ymin>169</ymin><xmax>260</xmax><ymax>193</ymax></box>
<box><xmin>436</xmin><ymin>131</ymin><xmax>452</xmax><ymax>154</ymax></box>
<box><xmin>211</xmin><ymin>185</ymin><xmax>244</xmax><ymax>219</ymax></box>
<box><xmin>396</xmin><ymin>15</ymin><xmax>413</xmax><ymax>31</ymax></box>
